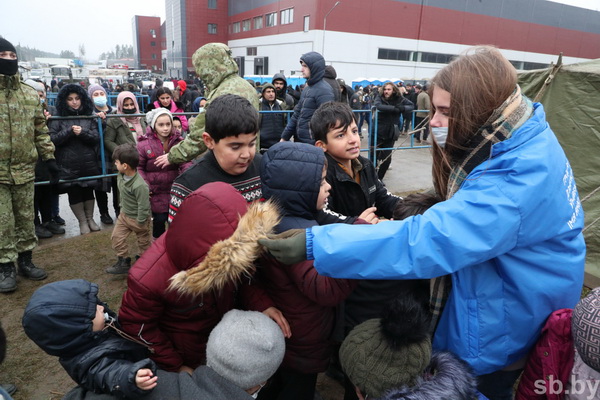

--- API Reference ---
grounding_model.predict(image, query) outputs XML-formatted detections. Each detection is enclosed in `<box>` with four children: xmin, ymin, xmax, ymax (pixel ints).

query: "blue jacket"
<box><xmin>281</xmin><ymin>52</ymin><xmax>335</xmax><ymax>144</ymax></box>
<box><xmin>306</xmin><ymin>104</ymin><xmax>585</xmax><ymax>375</ymax></box>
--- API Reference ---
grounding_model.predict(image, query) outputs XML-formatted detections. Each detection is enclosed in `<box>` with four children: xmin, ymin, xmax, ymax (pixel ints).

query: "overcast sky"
<box><xmin>1</xmin><ymin>0</ymin><xmax>598</xmax><ymax>61</ymax></box>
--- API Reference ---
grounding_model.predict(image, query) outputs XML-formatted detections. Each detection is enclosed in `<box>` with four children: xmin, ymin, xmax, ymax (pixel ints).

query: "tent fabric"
<box><xmin>519</xmin><ymin>58</ymin><xmax>600</xmax><ymax>287</ymax></box>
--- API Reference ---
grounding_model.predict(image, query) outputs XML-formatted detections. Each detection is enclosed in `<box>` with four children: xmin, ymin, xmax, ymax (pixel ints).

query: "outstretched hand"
<box><xmin>135</xmin><ymin>368</ymin><xmax>158</xmax><ymax>390</ymax></box>
<box><xmin>258</xmin><ymin>229</ymin><xmax>307</xmax><ymax>265</ymax></box>
<box><xmin>155</xmin><ymin>154</ymin><xmax>171</xmax><ymax>169</ymax></box>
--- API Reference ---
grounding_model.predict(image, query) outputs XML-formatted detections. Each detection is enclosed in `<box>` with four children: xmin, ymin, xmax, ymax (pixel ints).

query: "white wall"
<box><xmin>229</xmin><ymin>30</ymin><xmax>591</xmax><ymax>82</ymax></box>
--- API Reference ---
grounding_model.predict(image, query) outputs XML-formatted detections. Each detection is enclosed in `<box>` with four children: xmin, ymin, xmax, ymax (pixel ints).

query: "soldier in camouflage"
<box><xmin>0</xmin><ymin>38</ymin><xmax>60</xmax><ymax>293</ymax></box>
<box><xmin>155</xmin><ymin>43</ymin><xmax>259</xmax><ymax>168</ymax></box>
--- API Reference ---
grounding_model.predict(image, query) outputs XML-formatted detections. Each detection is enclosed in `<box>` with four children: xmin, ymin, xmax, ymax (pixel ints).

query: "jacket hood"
<box><xmin>261</xmin><ymin>142</ymin><xmax>325</xmax><ymax>220</ymax></box>
<box><xmin>165</xmin><ymin>182</ymin><xmax>248</xmax><ymax>272</ymax></box>
<box><xmin>271</xmin><ymin>73</ymin><xmax>287</xmax><ymax>86</ymax></box>
<box><xmin>376</xmin><ymin>352</ymin><xmax>479</xmax><ymax>400</ymax></box>
<box><xmin>301</xmin><ymin>51</ymin><xmax>326</xmax><ymax>86</ymax></box>
<box><xmin>192</xmin><ymin>43</ymin><xmax>238</xmax><ymax>92</ymax></box>
<box><xmin>324</xmin><ymin>65</ymin><xmax>337</xmax><ymax>80</ymax></box>
<box><xmin>22</xmin><ymin>279</ymin><xmax>109</xmax><ymax>358</ymax></box>
<box><xmin>56</xmin><ymin>84</ymin><xmax>94</xmax><ymax>116</ymax></box>
<box><xmin>169</xmin><ymin>198</ymin><xmax>280</xmax><ymax>297</ymax></box>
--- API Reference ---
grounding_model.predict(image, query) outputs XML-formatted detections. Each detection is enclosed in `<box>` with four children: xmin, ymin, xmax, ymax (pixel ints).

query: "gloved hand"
<box><xmin>45</xmin><ymin>159</ymin><xmax>61</xmax><ymax>185</ymax></box>
<box><xmin>258</xmin><ymin>229</ymin><xmax>307</xmax><ymax>265</ymax></box>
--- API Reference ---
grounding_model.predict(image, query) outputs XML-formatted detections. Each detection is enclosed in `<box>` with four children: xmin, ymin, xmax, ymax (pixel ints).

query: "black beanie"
<box><xmin>0</xmin><ymin>38</ymin><xmax>18</xmax><ymax>76</ymax></box>
<box><xmin>0</xmin><ymin>38</ymin><xmax>17</xmax><ymax>54</ymax></box>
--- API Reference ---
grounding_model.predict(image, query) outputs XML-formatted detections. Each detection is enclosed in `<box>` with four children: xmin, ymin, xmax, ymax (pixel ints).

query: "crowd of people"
<box><xmin>0</xmin><ymin>37</ymin><xmax>594</xmax><ymax>400</ymax></box>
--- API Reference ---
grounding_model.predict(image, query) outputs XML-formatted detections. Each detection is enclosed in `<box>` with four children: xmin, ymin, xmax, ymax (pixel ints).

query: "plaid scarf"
<box><xmin>429</xmin><ymin>86</ymin><xmax>534</xmax><ymax>332</ymax></box>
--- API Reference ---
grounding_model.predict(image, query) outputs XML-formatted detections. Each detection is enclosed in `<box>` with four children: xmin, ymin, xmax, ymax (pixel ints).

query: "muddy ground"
<box><xmin>0</xmin><ymin>229</ymin><xmax>345</xmax><ymax>400</ymax></box>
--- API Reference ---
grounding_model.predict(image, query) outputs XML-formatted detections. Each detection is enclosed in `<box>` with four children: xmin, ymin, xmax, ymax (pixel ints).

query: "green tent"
<box><xmin>519</xmin><ymin>57</ymin><xmax>600</xmax><ymax>287</ymax></box>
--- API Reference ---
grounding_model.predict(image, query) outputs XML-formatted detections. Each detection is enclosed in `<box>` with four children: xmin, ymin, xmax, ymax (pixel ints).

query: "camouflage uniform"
<box><xmin>0</xmin><ymin>74</ymin><xmax>55</xmax><ymax>263</ymax></box>
<box><xmin>167</xmin><ymin>43</ymin><xmax>260</xmax><ymax>164</ymax></box>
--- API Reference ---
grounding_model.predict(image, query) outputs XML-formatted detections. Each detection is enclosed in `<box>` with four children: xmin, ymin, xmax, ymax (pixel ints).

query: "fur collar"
<box><xmin>377</xmin><ymin>352</ymin><xmax>479</xmax><ymax>400</ymax></box>
<box><xmin>168</xmin><ymin>200</ymin><xmax>280</xmax><ymax>296</ymax></box>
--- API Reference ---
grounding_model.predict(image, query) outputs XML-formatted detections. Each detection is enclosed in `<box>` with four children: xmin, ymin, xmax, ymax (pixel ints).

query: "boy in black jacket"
<box><xmin>22</xmin><ymin>279</ymin><xmax>157</xmax><ymax>399</ymax></box>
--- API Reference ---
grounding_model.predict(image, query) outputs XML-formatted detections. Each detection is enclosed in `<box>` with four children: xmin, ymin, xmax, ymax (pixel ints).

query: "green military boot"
<box><xmin>0</xmin><ymin>262</ymin><xmax>17</xmax><ymax>293</ymax></box>
<box><xmin>17</xmin><ymin>251</ymin><xmax>48</xmax><ymax>280</ymax></box>
<box><xmin>106</xmin><ymin>257</ymin><xmax>131</xmax><ymax>275</ymax></box>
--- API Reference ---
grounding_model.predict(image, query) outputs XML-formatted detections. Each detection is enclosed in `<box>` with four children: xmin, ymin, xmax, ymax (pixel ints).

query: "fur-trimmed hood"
<box><xmin>376</xmin><ymin>352</ymin><xmax>479</xmax><ymax>400</ymax></box>
<box><xmin>55</xmin><ymin>83</ymin><xmax>94</xmax><ymax>116</ymax></box>
<box><xmin>168</xmin><ymin>184</ymin><xmax>280</xmax><ymax>297</ymax></box>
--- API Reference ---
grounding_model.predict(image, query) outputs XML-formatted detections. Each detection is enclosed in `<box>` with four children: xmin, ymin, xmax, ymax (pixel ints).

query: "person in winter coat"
<box><xmin>22</xmin><ymin>279</ymin><xmax>158</xmax><ymax>399</ymax></box>
<box><xmin>137</xmin><ymin>108</ymin><xmax>190</xmax><ymax>239</ymax></box>
<box><xmin>118</xmin><ymin>182</ymin><xmax>290</xmax><ymax>374</ymax></box>
<box><xmin>414</xmin><ymin>84</ymin><xmax>431</xmax><ymax>143</ymax></box>
<box><xmin>271</xmin><ymin>73</ymin><xmax>294</xmax><ymax>108</ymax></box>
<box><xmin>515</xmin><ymin>287</ymin><xmax>600</xmax><ymax>400</ymax></box>
<box><xmin>259</xmin><ymin>46</ymin><xmax>586</xmax><ymax>400</ymax></box>
<box><xmin>372</xmin><ymin>81</ymin><xmax>415</xmax><ymax>180</ymax></box>
<box><xmin>259</xmin><ymin>83</ymin><xmax>287</xmax><ymax>152</ymax></box>
<box><xmin>146</xmin><ymin>87</ymin><xmax>188</xmax><ymax>132</ymax></box>
<box><xmin>155</xmin><ymin>43</ymin><xmax>259</xmax><ymax>168</ymax></box>
<box><xmin>147</xmin><ymin>309</ymin><xmax>285</xmax><ymax>400</ymax></box>
<box><xmin>339</xmin><ymin>295</ymin><xmax>484</xmax><ymax>400</ymax></box>
<box><xmin>103</xmin><ymin>91</ymin><xmax>147</xmax><ymax>220</ymax></box>
<box><xmin>323</xmin><ymin>65</ymin><xmax>342</xmax><ymax>103</ymax></box>
<box><xmin>88</xmin><ymin>83</ymin><xmax>117</xmax><ymax>226</ymax></box>
<box><xmin>280</xmin><ymin>52</ymin><xmax>335</xmax><ymax>144</ymax></box>
<box><xmin>49</xmin><ymin>83</ymin><xmax>103</xmax><ymax>235</ymax></box>
<box><xmin>256</xmin><ymin>142</ymin><xmax>357</xmax><ymax>400</ymax></box>
<box><xmin>175</xmin><ymin>80</ymin><xmax>196</xmax><ymax>112</ymax></box>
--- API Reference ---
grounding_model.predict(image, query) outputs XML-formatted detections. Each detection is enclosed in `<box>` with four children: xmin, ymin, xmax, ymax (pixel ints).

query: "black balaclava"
<box><xmin>0</xmin><ymin>38</ymin><xmax>18</xmax><ymax>76</ymax></box>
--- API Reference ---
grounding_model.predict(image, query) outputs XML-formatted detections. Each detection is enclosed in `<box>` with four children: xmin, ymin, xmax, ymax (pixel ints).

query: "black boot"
<box><xmin>17</xmin><ymin>251</ymin><xmax>48</xmax><ymax>281</ymax></box>
<box><xmin>106</xmin><ymin>257</ymin><xmax>131</xmax><ymax>274</ymax></box>
<box><xmin>35</xmin><ymin>224</ymin><xmax>53</xmax><ymax>239</ymax></box>
<box><xmin>0</xmin><ymin>263</ymin><xmax>17</xmax><ymax>293</ymax></box>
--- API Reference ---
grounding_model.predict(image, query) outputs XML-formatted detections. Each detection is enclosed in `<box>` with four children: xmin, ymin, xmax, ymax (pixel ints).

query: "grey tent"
<box><xmin>519</xmin><ymin>57</ymin><xmax>600</xmax><ymax>287</ymax></box>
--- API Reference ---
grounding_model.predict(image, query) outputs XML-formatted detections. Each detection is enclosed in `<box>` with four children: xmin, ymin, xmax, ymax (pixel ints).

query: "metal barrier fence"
<box><xmin>36</xmin><ymin>108</ymin><xmax>430</xmax><ymax>185</ymax></box>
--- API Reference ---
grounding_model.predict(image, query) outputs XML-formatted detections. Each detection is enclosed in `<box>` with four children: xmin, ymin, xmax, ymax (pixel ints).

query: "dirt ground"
<box><xmin>0</xmin><ymin>229</ymin><xmax>345</xmax><ymax>400</ymax></box>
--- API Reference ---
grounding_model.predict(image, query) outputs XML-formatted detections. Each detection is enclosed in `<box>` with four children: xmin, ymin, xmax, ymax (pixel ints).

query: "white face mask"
<box><xmin>431</xmin><ymin>127</ymin><xmax>448</xmax><ymax>148</ymax></box>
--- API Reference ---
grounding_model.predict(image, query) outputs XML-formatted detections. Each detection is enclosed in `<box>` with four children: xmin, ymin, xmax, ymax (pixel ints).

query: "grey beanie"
<box><xmin>24</xmin><ymin>79</ymin><xmax>45</xmax><ymax>93</ymax></box>
<box><xmin>206</xmin><ymin>309</ymin><xmax>285</xmax><ymax>390</ymax></box>
<box><xmin>145</xmin><ymin>107</ymin><xmax>173</xmax><ymax>130</ymax></box>
<box><xmin>87</xmin><ymin>84</ymin><xmax>106</xmax><ymax>98</ymax></box>
<box><xmin>573</xmin><ymin>287</ymin><xmax>600</xmax><ymax>372</ymax></box>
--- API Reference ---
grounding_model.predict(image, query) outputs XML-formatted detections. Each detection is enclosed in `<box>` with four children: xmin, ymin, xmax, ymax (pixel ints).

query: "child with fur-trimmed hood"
<box><xmin>118</xmin><ymin>182</ymin><xmax>290</xmax><ymax>373</ymax></box>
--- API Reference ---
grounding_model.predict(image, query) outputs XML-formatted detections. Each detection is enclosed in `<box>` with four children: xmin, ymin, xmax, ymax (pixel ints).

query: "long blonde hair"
<box><xmin>430</xmin><ymin>46</ymin><xmax>517</xmax><ymax>198</ymax></box>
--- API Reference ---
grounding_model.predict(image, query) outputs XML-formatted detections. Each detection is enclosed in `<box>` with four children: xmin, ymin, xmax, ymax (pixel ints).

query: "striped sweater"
<box><xmin>168</xmin><ymin>150</ymin><xmax>262</xmax><ymax>222</ymax></box>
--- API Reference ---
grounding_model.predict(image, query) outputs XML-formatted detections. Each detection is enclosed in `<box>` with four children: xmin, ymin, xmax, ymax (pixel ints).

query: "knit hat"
<box><xmin>339</xmin><ymin>296</ymin><xmax>432</xmax><ymax>398</ymax></box>
<box><xmin>145</xmin><ymin>107</ymin><xmax>173</xmax><ymax>130</ymax></box>
<box><xmin>0</xmin><ymin>38</ymin><xmax>16</xmax><ymax>54</ymax></box>
<box><xmin>572</xmin><ymin>287</ymin><xmax>600</xmax><ymax>372</ymax></box>
<box><xmin>24</xmin><ymin>79</ymin><xmax>45</xmax><ymax>93</ymax></box>
<box><xmin>87</xmin><ymin>84</ymin><xmax>106</xmax><ymax>98</ymax></box>
<box><xmin>206</xmin><ymin>309</ymin><xmax>285</xmax><ymax>390</ymax></box>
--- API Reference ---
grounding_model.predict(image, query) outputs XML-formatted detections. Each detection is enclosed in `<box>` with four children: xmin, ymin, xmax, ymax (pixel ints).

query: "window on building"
<box><xmin>266</xmin><ymin>12</ymin><xmax>277</xmax><ymax>27</ymax></box>
<box><xmin>303</xmin><ymin>15</ymin><xmax>310</xmax><ymax>32</ymax></box>
<box><xmin>208</xmin><ymin>0</ymin><xmax>217</xmax><ymax>9</ymax></box>
<box><xmin>522</xmin><ymin>61</ymin><xmax>549</xmax><ymax>70</ymax></box>
<box><xmin>378</xmin><ymin>48</ymin><xmax>412</xmax><ymax>61</ymax></box>
<box><xmin>281</xmin><ymin>8</ymin><xmax>294</xmax><ymax>25</ymax></box>
<box><xmin>150</xmin><ymin>29</ymin><xmax>156</xmax><ymax>38</ymax></box>
<box><xmin>247</xmin><ymin>47</ymin><xmax>257</xmax><ymax>56</ymax></box>
<box><xmin>151</xmin><ymin>41</ymin><xmax>156</xmax><ymax>46</ymax></box>
<box><xmin>420</xmin><ymin>51</ymin><xmax>454</xmax><ymax>64</ymax></box>
<box><xmin>152</xmin><ymin>54</ymin><xmax>157</xmax><ymax>60</ymax></box>
<box><xmin>232</xmin><ymin>22</ymin><xmax>241</xmax><ymax>33</ymax></box>
<box><xmin>242</xmin><ymin>19</ymin><xmax>251</xmax><ymax>31</ymax></box>
<box><xmin>208</xmin><ymin>23</ymin><xmax>217</xmax><ymax>34</ymax></box>
<box><xmin>254</xmin><ymin>16</ymin><xmax>263</xmax><ymax>29</ymax></box>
